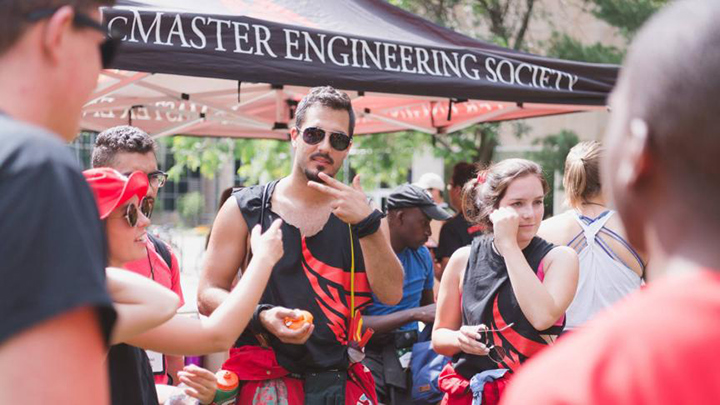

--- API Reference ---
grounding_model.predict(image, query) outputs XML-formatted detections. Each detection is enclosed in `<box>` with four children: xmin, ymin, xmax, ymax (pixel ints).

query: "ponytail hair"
<box><xmin>462</xmin><ymin>158</ymin><xmax>548</xmax><ymax>233</ymax></box>
<box><xmin>563</xmin><ymin>141</ymin><xmax>603</xmax><ymax>210</ymax></box>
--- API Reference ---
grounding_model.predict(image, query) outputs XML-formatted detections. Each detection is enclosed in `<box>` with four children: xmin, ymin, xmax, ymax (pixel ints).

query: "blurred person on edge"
<box><xmin>503</xmin><ymin>1</ymin><xmax>720</xmax><ymax>403</ymax></box>
<box><xmin>0</xmin><ymin>1</ymin><xmax>118</xmax><ymax>403</ymax></box>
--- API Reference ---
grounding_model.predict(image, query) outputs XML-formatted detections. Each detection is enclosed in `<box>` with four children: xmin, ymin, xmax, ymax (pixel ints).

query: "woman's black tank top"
<box><xmin>452</xmin><ymin>235</ymin><xmax>562</xmax><ymax>379</ymax></box>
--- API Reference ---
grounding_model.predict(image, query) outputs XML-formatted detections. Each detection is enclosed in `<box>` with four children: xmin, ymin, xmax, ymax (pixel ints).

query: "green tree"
<box><xmin>390</xmin><ymin>0</ymin><xmax>539</xmax><ymax>50</ymax></box>
<box><xmin>389</xmin><ymin>0</ymin><xmax>465</xmax><ymax>29</ymax></box>
<box><xmin>165</xmin><ymin>136</ymin><xmax>234</xmax><ymax>181</ymax></box>
<box><xmin>432</xmin><ymin>123</ymin><xmax>501</xmax><ymax>168</ymax></box>
<box><xmin>166</xmin><ymin>136</ymin><xmax>292</xmax><ymax>186</ymax></box>
<box><xmin>383</xmin><ymin>0</ymin><xmax>543</xmax><ymax>175</ymax></box>
<box><xmin>234</xmin><ymin>138</ymin><xmax>292</xmax><ymax>185</ymax></box>
<box><xmin>546</xmin><ymin>0</ymin><xmax>668</xmax><ymax>64</ymax></box>
<box><xmin>588</xmin><ymin>0</ymin><xmax>668</xmax><ymax>39</ymax></box>
<box><xmin>545</xmin><ymin>32</ymin><xmax>624</xmax><ymax>64</ymax></box>
<box><xmin>350</xmin><ymin>131</ymin><xmax>424</xmax><ymax>189</ymax></box>
<box><xmin>472</xmin><ymin>0</ymin><xmax>539</xmax><ymax>50</ymax></box>
<box><xmin>178</xmin><ymin>191</ymin><xmax>205</xmax><ymax>227</ymax></box>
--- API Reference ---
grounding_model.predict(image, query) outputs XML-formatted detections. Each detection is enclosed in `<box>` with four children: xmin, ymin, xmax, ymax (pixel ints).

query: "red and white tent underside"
<box><xmin>81</xmin><ymin>70</ymin><xmax>603</xmax><ymax>140</ymax></box>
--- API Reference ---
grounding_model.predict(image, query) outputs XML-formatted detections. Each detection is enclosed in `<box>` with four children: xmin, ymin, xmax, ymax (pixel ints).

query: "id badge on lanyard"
<box><xmin>146</xmin><ymin>350</ymin><xmax>165</xmax><ymax>375</ymax></box>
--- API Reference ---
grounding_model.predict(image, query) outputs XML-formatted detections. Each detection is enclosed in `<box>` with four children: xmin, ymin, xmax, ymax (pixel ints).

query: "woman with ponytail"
<box><xmin>538</xmin><ymin>141</ymin><xmax>646</xmax><ymax>330</ymax></box>
<box><xmin>432</xmin><ymin>159</ymin><xmax>578</xmax><ymax>405</ymax></box>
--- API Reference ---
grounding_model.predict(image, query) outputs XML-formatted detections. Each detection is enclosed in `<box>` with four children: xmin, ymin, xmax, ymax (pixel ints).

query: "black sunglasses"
<box><xmin>478</xmin><ymin>322</ymin><xmax>514</xmax><ymax>364</ymax></box>
<box><xmin>298</xmin><ymin>126</ymin><xmax>352</xmax><ymax>151</ymax></box>
<box><xmin>25</xmin><ymin>7</ymin><xmax>119</xmax><ymax>68</ymax></box>
<box><xmin>123</xmin><ymin>197</ymin><xmax>154</xmax><ymax>227</ymax></box>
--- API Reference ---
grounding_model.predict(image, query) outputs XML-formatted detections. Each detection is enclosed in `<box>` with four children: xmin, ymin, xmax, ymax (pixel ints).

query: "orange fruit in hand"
<box><xmin>284</xmin><ymin>310</ymin><xmax>314</xmax><ymax>330</ymax></box>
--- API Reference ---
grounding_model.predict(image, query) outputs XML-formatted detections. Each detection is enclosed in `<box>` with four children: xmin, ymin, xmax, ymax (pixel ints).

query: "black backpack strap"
<box><xmin>243</xmin><ymin>181</ymin><xmax>277</xmax><ymax>271</ymax></box>
<box><xmin>148</xmin><ymin>232</ymin><xmax>173</xmax><ymax>270</ymax></box>
<box><xmin>259</xmin><ymin>183</ymin><xmax>270</xmax><ymax>231</ymax></box>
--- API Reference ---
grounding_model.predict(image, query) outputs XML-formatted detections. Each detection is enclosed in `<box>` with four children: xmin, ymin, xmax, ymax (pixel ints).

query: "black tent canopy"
<box><xmin>82</xmin><ymin>0</ymin><xmax>618</xmax><ymax>139</ymax></box>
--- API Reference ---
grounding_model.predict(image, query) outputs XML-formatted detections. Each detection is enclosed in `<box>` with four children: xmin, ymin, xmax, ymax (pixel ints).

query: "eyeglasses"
<box><xmin>25</xmin><ymin>7</ymin><xmax>119</xmax><ymax>68</ymax></box>
<box><xmin>121</xmin><ymin>197</ymin><xmax>154</xmax><ymax>227</ymax></box>
<box><xmin>298</xmin><ymin>126</ymin><xmax>352</xmax><ymax>151</ymax></box>
<box><xmin>478</xmin><ymin>322</ymin><xmax>514</xmax><ymax>364</ymax></box>
<box><xmin>148</xmin><ymin>170</ymin><xmax>168</xmax><ymax>189</ymax></box>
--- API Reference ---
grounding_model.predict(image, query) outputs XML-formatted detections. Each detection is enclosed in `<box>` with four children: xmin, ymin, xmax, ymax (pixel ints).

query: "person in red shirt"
<box><xmin>501</xmin><ymin>1</ymin><xmax>720</xmax><ymax>403</ymax></box>
<box><xmin>92</xmin><ymin>125</ymin><xmax>185</xmax><ymax>386</ymax></box>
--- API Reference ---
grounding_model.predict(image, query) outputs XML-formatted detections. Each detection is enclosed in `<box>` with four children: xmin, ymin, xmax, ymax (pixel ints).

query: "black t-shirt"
<box><xmin>436</xmin><ymin>214</ymin><xmax>481</xmax><ymax>261</ymax></box>
<box><xmin>234</xmin><ymin>182</ymin><xmax>373</xmax><ymax>373</ymax></box>
<box><xmin>108</xmin><ymin>344</ymin><xmax>158</xmax><ymax>405</ymax></box>
<box><xmin>0</xmin><ymin>115</ymin><xmax>115</xmax><ymax>345</ymax></box>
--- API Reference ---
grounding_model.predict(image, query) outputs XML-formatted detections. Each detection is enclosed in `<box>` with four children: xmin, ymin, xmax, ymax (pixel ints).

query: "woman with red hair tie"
<box><xmin>432</xmin><ymin>159</ymin><xmax>578</xmax><ymax>405</ymax></box>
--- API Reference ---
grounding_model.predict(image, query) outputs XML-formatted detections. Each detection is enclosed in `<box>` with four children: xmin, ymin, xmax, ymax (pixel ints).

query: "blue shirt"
<box><xmin>364</xmin><ymin>246</ymin><xmax>434</xmax><ymax>331</ymax></box>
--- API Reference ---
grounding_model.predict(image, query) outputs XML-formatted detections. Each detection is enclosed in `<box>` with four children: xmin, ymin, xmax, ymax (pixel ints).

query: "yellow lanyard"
<box><xmin>348</xmin><ymin>223</ymin><xmax>355</xmax><ymax>319</ymax></box>
<box><xmin>348</xmin><ymin>223</ymin><xmax>363</xmax><ymax>342</ymax></box>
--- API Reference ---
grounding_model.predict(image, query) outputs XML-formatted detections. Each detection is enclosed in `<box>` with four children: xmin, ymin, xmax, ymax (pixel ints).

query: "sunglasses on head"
<box><xmin>148</xmin><ymin>170</ymin><xmax>168</xmax><ymax>189</ymax></box>
<box><xmin>25</xmin><ymin>7</ymin><xmax>119</xmax><ymax>68</ymax></box>
<box><xmin>298</xmin><ymin>126</ymin><xmax>352</xmax><ymax>151</ymax></box>
<box><xmin>122</xmin><ymin>197</ymin><xmax>155</xmax><ymax>228</ymax></box>
<box><xmin>122</xmin><ymin>170</ymin><xmax>168</xmax><ymax>189</ymax></box>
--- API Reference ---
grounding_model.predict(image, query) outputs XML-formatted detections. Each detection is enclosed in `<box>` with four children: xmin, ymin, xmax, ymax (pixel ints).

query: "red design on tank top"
<box><xmin>301</xmin><ymin>237</ymin><xmax>372</xmax><ymax>344</ymax></box>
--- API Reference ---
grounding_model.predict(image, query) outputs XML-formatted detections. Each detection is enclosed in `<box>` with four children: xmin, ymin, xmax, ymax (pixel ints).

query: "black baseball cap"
<box><xmin>386</xmin><ymin>184</ymin><xmax>452</xmax><ymax>220</ymax></box>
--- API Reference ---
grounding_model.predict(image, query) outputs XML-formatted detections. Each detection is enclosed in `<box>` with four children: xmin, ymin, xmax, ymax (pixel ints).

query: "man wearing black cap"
<box><xmin>363</xmin><ymin>184</ymin><xmax>451</xmax><ymax>404</ymax></box>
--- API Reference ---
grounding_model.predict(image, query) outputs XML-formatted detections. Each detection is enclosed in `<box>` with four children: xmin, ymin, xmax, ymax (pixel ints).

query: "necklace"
<box><xmin>582</xmin><ymin>201</ymin><xmax>606</xmax><ymax>208</ymax></box>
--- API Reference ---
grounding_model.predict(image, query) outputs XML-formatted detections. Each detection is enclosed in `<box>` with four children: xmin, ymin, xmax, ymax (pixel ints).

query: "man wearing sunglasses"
<box><xmin>199</xmin><ymin>86</ymin><xmax>404</xmax><ymax>404</ymax></box>
<box><xmin>0</xmin><ymin>1</ymin><xmax>117</xmax><ymax>404</ymax></box>
<box><xmin>92</xmin><ymin>125</ymin><xmax>195</xmax><ymax>393</ymax></box>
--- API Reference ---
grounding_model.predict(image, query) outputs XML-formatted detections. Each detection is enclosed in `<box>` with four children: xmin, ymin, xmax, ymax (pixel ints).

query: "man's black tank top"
<box><xmin>453</xmin><ymin>235</ymin><xmax>563</xmax><ymax>380</ymax></box>
<box><xmin>234</xmin><ymin>181</ymin><xmax>373</xmax><ymax>373</ymax></box>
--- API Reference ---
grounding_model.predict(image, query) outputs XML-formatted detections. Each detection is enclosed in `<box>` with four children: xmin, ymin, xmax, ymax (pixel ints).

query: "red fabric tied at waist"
<box><xmin>220</xmin><ymin>346</ymin><xmax>378</xmax><ymax>405</ymax></box>
<box><xmin>438</xmin><ymin>363</ymin><xmax>509</xmax><ymax>405</ymax></box>
<box><xmin>223</xmin><ymin>346</ymin><xmax>291</xmax><ymax>381</ymax></box>
<box><xmin>439</xmin><ymin>363</ymin><xmax>472</xmax><ymax>405</ymax></box>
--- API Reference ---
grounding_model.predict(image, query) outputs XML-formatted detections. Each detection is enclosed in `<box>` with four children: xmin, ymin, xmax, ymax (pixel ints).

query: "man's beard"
<box><xmin>303</xmin><ymin>153</ymin><xmax>336</xmax><ymax>183</ymax></box>
<box><xmin>304</xmin><ymin>167</ymin><xmax>335</xmax><ymax>183</ymax></box>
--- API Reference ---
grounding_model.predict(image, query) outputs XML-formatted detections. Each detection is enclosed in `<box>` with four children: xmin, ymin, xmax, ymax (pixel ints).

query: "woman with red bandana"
<box><xmin>84</xmin><ymin>167</ymin><xmax>284</xmax><ymax>405</ymax></box>
<box><xmin>432</xmin><ymin>159</ymin><xmax>578</xmax><ymax>405</ymax></box>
